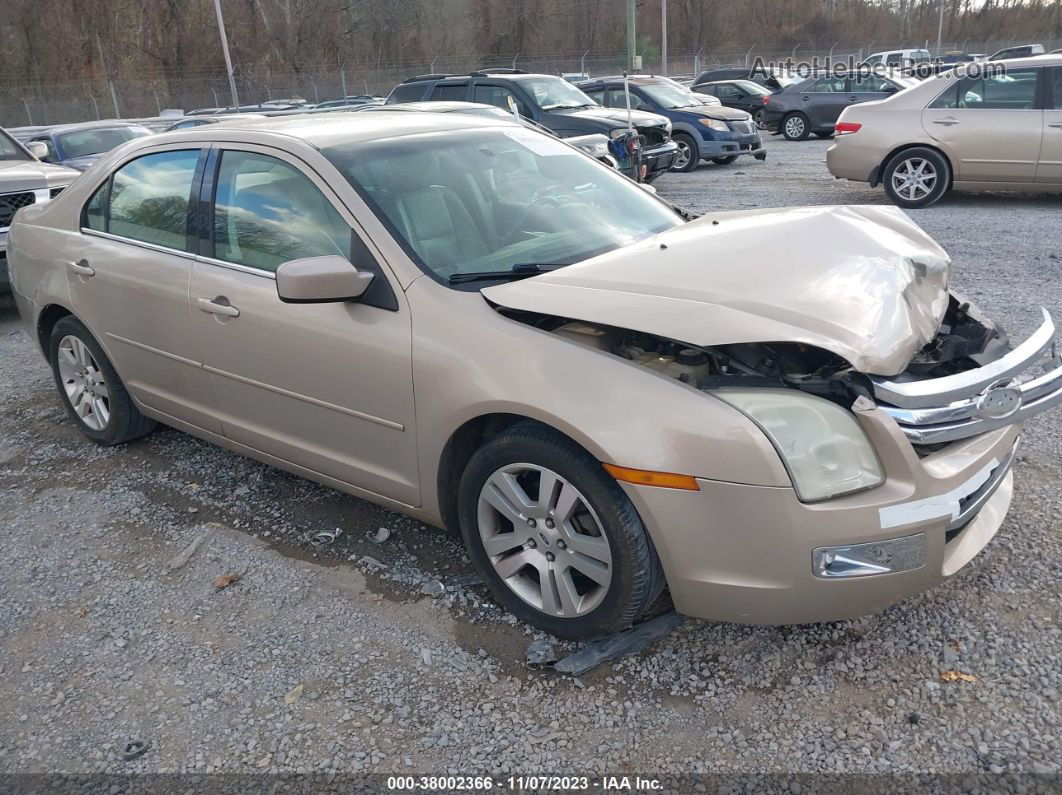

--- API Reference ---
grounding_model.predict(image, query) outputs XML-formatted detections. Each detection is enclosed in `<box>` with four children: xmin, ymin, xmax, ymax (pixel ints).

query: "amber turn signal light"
<box><xmin>602</xmin><ymin>464</ymin><xmax>700</xmax><ymax>491</ymax></box>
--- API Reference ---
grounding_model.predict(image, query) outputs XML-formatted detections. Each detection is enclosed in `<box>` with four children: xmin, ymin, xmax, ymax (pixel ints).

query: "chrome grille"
<box><xmin>0</xmin><ymin>191</ymin><xmax>35</xmax><ymax>229</ymax></box>
<box><xmin>873</xmin><ymin>309</ymin><xmax>1062</xmax><ymax>445</ymax></box>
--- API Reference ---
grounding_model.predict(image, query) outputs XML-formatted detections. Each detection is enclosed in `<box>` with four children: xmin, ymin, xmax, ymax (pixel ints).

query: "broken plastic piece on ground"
<box><xmin>119</xmin><ymin>739</ymin><xmax>151</xmax><ymax>761</ymax></box>
<box><xmin>940</xmin><ymin>670</ymin><xmax>979</xmax><ymax>683</ymax></box>
<box><xmin>310</xmin><ymin>527</ymin><xmax>343</xmax><ymax>547</ymax></box>
<box><xmin>167</xmin><ymin>533</ymin><xmax>209</xmax><ymax>570</ymax></box>
<box><xmin>284</xmin><ymin>683</ymin><xmax>304</xmax><ymax>704</ymax></box>
<box><xmin>369</xmin><ymin>527</ymin><xmax>391</xmax><ymax>544</ymax></box>
<box><xmin>445</xmin><ymin>573</ymin><xmax>482</xmax><ymax>587</ymax></box>
<box><xmin>213</xmin><ymin>572</ymin><xmax>241</xmax><ymax>590</ymax></box>
<box><xmin>525</xmin><ymin>638</ymin><xmax>558</xmax><ymax>667</ymax></box>
<box><xmin>420</xmin><ymin>579</ymin><xmax>445</xmax><ymax>597</ymax></box>
<box><xmin>552</xmin><ymin>611</ymin><xmax>686</xmax><ymax>676</ymax></box>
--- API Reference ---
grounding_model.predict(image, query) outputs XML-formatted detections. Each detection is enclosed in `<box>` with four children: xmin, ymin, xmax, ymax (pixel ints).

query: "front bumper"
<box><xmin>623</xmin><ymin>140</ymin><xmax>679</xmax><ymax>181</ymax></box>
<box><xmin>624</xmin><ymin>409</ymin><xmax>1021</xmax><ymax>625</ymax></box>
<box><xmin>698</xmin><ymin>133</ymin><xmax>766</xmax><ymax>160</ymax></box>
<box><xmin>873</xmin><ymin>308</ymin><xmax>1062</xmax><ymax>444</ymax></box>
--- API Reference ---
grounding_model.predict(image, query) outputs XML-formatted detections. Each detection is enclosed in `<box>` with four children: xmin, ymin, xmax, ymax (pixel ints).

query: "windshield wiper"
<box><xmin>448</xmin><ymin>263</ymin><xmax>568</xmax><ymax>285</ymax></box>
<box><xmin>541</xmin><ymin>102</ymin><xmax>591</xmax><ymax>110</ymax></box>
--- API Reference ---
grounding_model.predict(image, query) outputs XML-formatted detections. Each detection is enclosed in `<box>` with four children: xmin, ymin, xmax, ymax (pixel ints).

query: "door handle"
<box><xmin>848</xmin><ymin>96</ymin><xmax>859</xmax><ymax>101</ymax></box>
<box><xmin>1049</xmin><ymin>122</ymin><xmax>1062</xmax><ymax>128</ymax></box>
<box><xmin>68</xmin><ymin>259</ymin><xmax>95</xmax><ymax>277</ymax></box>
<box><xmin>933</xmin><ymin>118</ymin><xmax>960</xmax><ymax>126</ymax></box>
<box><xmin>197</xmin><ymin>297</ymin><xmax>240</xmax><ymax>317</ymax></box>
<box><xmin>801</xmin><ymin>95</ymin><xmax>810</xmax><ymax>101</ymax></box>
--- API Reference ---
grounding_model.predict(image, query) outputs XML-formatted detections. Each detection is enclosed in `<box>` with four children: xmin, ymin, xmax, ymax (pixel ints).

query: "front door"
<box><xmin>71</xmin><ymin>146</ymin><xmax>222</xmax><ymax>433</ymax></box>
<box><xmin>923</xmin><ymin>66</ymin><xmax>1044</xmax><ymax>182</ymax></box>
<box><xmin>188</xmin><ymin>146</ymin><xmax>419</xmax><ymax>505</ymax></box>
<box><xmin>1036</xmin><ymin>66</ymin><xmax>1062</xmax><ymax>183</ymax></box>
<box><xmin>801</xmin><ymin>75</ymin><xmax>850</xmax><ymax>130</ymax></box>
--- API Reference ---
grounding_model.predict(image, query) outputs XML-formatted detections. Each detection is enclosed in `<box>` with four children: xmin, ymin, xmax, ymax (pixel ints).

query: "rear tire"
<box><xmin>458</xmin><ymin>421</ymin><xmax>664</xmax><ymax>640</ymax></box>
<box><xmin>781</xmin><ymin>112</ymin><xmax>810</xmax><ymax>141</ymax></box>
<box><xmin>670</xmin><ymin>133</ymin><xmax>700</xmax><ymax>173</ymax></box>
<box><xmin>711</xmin><ymin>155</ymin><xmax>738</xmax><ymax>165</ymax></box>
<box><xmin>882</xmin><ymin>147</ymin><xmax>951</xmax><ymax>209</ymax></box>
<box><xmin>49</xmin><ymin>316</ymin><xmax>156</xmax><ymax>445</ymax></box>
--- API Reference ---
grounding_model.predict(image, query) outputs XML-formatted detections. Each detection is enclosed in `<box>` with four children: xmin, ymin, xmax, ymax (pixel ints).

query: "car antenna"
<box><xmin>623</xmin><ymin>71</ymin><xmax>634</xmax><ymax>134</ymax></box>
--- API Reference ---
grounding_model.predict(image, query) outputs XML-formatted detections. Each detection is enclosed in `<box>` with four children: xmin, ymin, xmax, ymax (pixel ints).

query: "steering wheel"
<box><xmin>504</xmin><ymin>187</ymin><xmax>577</xmax><ymax>243</ymax></box>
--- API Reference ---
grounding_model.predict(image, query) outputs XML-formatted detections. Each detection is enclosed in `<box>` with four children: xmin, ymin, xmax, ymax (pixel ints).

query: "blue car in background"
<box><xmin>578</xmin><ymin>76</ymin><xmax>765</xmax><ymax>172</ymax></box>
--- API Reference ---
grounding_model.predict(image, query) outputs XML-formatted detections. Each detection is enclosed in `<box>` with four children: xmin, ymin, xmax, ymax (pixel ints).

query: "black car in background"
<box><xmin>695</xmin><ymin>79</ymin><xmax>773</xmax><ymax>126</ymax></box>
<box><xmin>388</xmin><ymin>69</ymin><xmax>678</xmax><ymax>181</ymax></box>
<box><xmin>762</xmin><ymin>71</ymin><xmax>917</xmax><ymax>140</ymax></box>
<box><xmin>691</xmin><ymin>67</ymin><xmax>803</xmax><ymax>94</ymax></box>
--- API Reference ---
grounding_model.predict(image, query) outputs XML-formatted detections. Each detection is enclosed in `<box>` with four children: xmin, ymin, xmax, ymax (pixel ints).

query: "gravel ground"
<box><xmin>1</xmin><ymin>134</ymin><xmax>1060</xmax><ymax>788</ymax></box>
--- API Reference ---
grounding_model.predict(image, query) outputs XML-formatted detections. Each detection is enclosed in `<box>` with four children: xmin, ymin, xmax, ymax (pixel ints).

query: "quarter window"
<box><xmin>212</xmin><ymin>150</ymin><xmax>351</xmax><ymax>273</ymax></box>
<box><xmin>84</xmin><ymin>181</ymin><xmax>109</xmax><ymax>231</ymax></box>
<box><xmin>104</xmin><ymin>150</ymin><xmax>200</xmax><ymax>250</ymax></box>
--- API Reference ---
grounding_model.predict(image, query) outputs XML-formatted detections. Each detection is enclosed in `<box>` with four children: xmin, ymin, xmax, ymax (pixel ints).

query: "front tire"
<box><xmin>49</xmin><ymin>316</ymin><xmax>156</xmax><ymax>445</ymax></box>
<box><xmin>670</xmin><ymin>133</ymin><xmax>699</xmax><ymax>172</ymax></box>
<box><xmin>882</xmin><ymin>147</ymin><xmax>951</xmax><ymax>209</ymax></box>
<box><xmin>781</xmin><ymin>112</ymin><xmax>810</xmax><ymax>140</ymax></box>
<box><xmin>458</xmin><ymin>422</ymin><xmax>664</xmax><ymax>640</ymax></box>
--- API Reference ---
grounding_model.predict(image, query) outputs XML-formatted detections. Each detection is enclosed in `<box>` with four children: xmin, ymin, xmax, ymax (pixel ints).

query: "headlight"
<box><xmin>664</xmin><ymin>120</ymin><xmax>673</xmax><ymax>133</ymax></box>
<box><xmin>698</xmin><ymin>118</ymin><xmax>730</xmax><ymax>132</ymax></box>
<box><xmin>714</xmin><ymin>389</ymin><xmax>884</xmax><ymax>502</ymax></box>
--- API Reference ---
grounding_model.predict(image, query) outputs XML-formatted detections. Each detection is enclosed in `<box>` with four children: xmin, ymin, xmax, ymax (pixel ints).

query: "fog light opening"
<box><xmin>812</xmin><ymin>534</ymin><xmax>926</xmax><ymax>579</ymax></box>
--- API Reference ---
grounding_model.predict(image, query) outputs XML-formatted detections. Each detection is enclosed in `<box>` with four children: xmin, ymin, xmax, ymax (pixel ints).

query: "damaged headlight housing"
<box><xmin>714</xmin><ymin>389</ymin><xmax>884</xmax><ymax>502</ymax></box>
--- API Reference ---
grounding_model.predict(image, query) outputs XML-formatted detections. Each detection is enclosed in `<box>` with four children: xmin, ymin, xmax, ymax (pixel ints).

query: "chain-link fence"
<box><xmin>2</xmin><ymin>39</ymin><xmax>1058</xmax><ymax>128</ymax></box>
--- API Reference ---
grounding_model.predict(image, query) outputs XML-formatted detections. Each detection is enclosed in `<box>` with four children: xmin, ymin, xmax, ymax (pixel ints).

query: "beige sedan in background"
<box><xmin>828</xmin><ymin>55</ymin><xmax>1062</xmax><ymax>207</ymax></box>
<box><xmin>8</xmin><ymin>112</ymin><xmax>1062</xmax><ymax>640</ymax></box>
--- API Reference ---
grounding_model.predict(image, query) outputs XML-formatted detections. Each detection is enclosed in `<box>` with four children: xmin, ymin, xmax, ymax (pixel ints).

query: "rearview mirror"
<box><xmin>275</xmin><ymin>255</ymin><xmax>374</xmax><ymax>304</ymax></box>
<box><xmin>26</xmin><ymin>141</ymin><xmax>49</xmax><ymax>160</ymax></box>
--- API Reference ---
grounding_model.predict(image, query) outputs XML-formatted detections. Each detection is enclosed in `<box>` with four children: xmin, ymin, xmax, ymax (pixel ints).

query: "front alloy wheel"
<box><xmin>670</xmin><ymin>133</ymin><xmax>699</xmax><ymax>172</ymax></box>
<box><xmin>477</xmin><ymin>464</ymin><xmax>613</xmax><ymax>618</ymax></box>
<box><xmin>458</xmin><ymin>421</ymin><xmax>664</xmax><ymax>639</ymax></box>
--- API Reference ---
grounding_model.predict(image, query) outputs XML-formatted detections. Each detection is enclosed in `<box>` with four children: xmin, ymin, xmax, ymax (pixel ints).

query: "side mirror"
<box><xmin>26</xmin><ymin>141</ymin><xmax>49</xmax><ymax>160</ymax></box>
<box><xmin>275</xmin><ymin>255</ymin><xmax>374</xmax><ymax>304</ymax></box>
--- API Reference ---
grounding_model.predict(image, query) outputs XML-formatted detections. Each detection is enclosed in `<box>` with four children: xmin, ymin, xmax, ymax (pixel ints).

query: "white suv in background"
<box><xmin>0</xmin><ymin>128</ymin><xmax>78</xmax><ymax>292</ymax></box>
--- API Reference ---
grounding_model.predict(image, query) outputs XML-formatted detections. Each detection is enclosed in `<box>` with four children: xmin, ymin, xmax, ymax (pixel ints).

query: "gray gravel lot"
<box><xmin>0</xmin><ymin>134</ymin><xmax>1059</xmax><ymax>786</ymax></box>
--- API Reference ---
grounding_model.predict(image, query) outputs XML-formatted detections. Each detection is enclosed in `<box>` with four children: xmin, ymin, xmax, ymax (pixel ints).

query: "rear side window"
<box><xmin>388</xmin><ymin>83</ymin><xmax>426</xmax><ymax>103</ymax></box>
<box><xmin>95</xmin><ymin>150</ymin><xmax>199</xmax><ymax>250</ymax></box>
<box><xmin>431</xmin><ymin>84</ymin><xmax>468</xmax><ymax>101</ymax></box>
<box><xmin>211</xmin><ymin>150</ymin><xmax>350</xmax><ymax>273</ymax></box>
<box><xmin>932</xmin><ymin>68</ymin><xmax>1041</xmax><ymax>110</ymax></box>
<box><xmin>84</xmin><ymin>181</ymin><xmax>109</xmax><ymax>231</ymax></box>
<box><xmin>807</xmin><ymin>76</ymin><xmax>846</xmax><ymax>93</ymax></box>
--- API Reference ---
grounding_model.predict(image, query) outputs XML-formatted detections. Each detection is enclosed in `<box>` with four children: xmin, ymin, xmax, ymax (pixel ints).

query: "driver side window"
<box><xmin>473</xmin><ymin>84</ymin><xmax>527</xmax><ymax>116</ymax></box>
<box><xmin>212</xmin><ymin>151</ymin><xmax>351</xmax><ymax>273</ymax></box>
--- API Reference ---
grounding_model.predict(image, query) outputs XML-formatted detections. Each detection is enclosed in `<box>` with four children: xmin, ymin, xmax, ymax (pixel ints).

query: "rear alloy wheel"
<box><xmin>459</xmin><ymin>422</ymin><xmax>664</xmax><ymax>639</ymax></box>
<box><xmin>883</xmin><ymin>147</ymin><xmax>951</xmax><ymax>209</ymax></box>
<box><xmin>753</xmin><ymin>109</ymin><xmax>768</xmax><ymax>129</ymax></box>
<box><xmin>781</xmin><ymin>112</ymin><xmax>810</xmax><ymax>140</ymax></box>
<box><xmin>49</xmin><ymin>316</ymin><xmax>156</xmax><ymax>445</ymax></box>
<box><xmin>670</xmin><ymin>133</ymin><xmax>699</xmax><ymax>172</ymax></box>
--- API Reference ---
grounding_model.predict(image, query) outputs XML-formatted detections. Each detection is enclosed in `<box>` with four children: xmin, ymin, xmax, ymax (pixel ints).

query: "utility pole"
<box><xmin>661</xmin><ymin>0</ymin><xmax>668</xmax><ymax>76</ymax></box>
<box><xmin>936</xmin><ymin>0</ymin><xmax>945</xmax><ymax>55</ymax></box>
<box><xmin>626</xmin><ymin>0</ymin><xmax>636</xmax><ymax>71</ymax></box>
<box><xmin>213</xmin><ymin>0</ymin><xmax>240</xmax><ymax>109</ymax></box>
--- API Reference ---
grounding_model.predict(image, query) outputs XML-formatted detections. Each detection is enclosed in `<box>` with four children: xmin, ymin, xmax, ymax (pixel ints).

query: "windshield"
<box><xmin>521</xmin><ymin>77</ymin><xmax>596</xmax><ymax>110</ymax></box>
<box><xmin>323</xmin><ymin>128</ymin><xmax>682</xmax><ymax>283</ymax></box>
<box><xmin>57</xmin><ymin>127</ymin><xmax>150</xmax><ymax>159</ymax></box>
<box><xmin>734</xmin><ymin>80</ymin><xmax>771</xmax><ymax>96</ymax></box>
<box><xmin>0</xmin><ymin>130</ymin><xmax>30</xmax><ymax>161</ymax></box>
<box><xmin>639</xmin><ymin>83</ymin><xmax>700</xmax><ymax>108</ymax></box>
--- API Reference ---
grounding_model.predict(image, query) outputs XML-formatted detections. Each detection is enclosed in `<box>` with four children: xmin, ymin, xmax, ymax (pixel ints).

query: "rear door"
<box><xmin>72</xmin><ymin>145</ymin><xmax>221</xmax><ymax>433</ymax></box>
<box><xmin>1036</xmin><ymin>66</ymin><xmax>1062</xmax><ymax>183</ymax></box>
<box><xmin>922</xmin><ymin>67</ymin><xmax>1043</xmax><ymax>182</ymax></box>
<box><xmin>800</xmin><ymin>75</ymin><xmax>850</xmax><ymax>129</ymax></box>
<box><xmin>848</xmin><ymin>73</ymin><xmax>896</xmax><ymax>108</ymax></box>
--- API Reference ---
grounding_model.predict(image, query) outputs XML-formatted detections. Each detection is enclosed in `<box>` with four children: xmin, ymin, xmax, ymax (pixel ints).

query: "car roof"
<box><xmin>38</xmin><ymin>120</ymin><xmax>153</xmax><ymax>135</ymax></box>
<box><xmin>166</xmin><ymin>109</ymin><xmax>519</xmax><ymax>149</ymax></box>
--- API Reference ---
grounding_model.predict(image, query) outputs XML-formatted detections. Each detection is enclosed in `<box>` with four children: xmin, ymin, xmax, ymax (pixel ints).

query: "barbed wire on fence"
<box><xmin>2</xmin><ymin>38</ymin><xmax>1058</xmax><ymax>128</ymax></box>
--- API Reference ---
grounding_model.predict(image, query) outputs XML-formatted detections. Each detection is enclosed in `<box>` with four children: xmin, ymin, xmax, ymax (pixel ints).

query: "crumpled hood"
<box><xmin>484</xmin><ymin>205</ymin><xmax>951</xmax><ymax>376</ymax></box>
<box><xmin>0</xmin><ymin>158</ymin><xmax>79</xmax><ymax>190</ymax></box>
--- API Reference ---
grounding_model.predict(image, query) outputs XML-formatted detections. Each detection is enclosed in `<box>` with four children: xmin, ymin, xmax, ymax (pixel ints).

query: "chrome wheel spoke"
<box><xmin>566</xmin><ymin>553</ymin><xmax>611</xmax><ymax>587</ymax></box>
<box><xmin>562</xmin><ymin>530</ymin><xmax>610</xmax><ymax>564</ymax></box>
<box><xmin>482</xmin><ymin>531</ymin><xmax>525</xmax><ymax>557</ymax></box>
<box><xmin>482</xmin><ymin>471</ymin><xmax>534</xmax><ymax>523</ymax></box>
